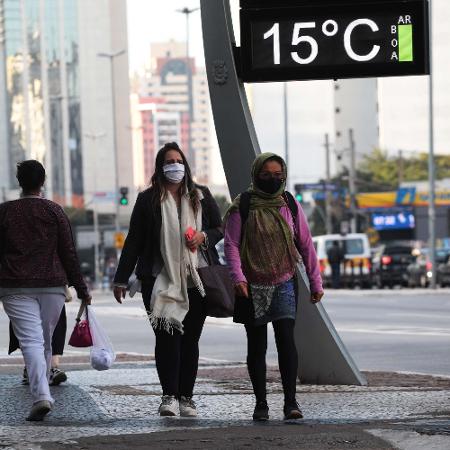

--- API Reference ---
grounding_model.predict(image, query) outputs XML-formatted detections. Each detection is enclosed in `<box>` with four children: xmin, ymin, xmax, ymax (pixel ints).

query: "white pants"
<box><xmin>1</xmin><ymin>294</ymin><xmax>65</xmax><ymax>405</ymax></box>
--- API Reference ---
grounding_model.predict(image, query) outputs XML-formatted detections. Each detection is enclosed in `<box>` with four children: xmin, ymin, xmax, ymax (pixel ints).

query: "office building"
<box><xmin>135</xmin><ymin>41</ymin><xmax>212</xmax><ymax>185</ymax></box>
<box><xmin>334</xmin><ymin>78</ymin><xmax>380</xmax><ymax>171</ymax></box>
<box><xmin>0</xmin><ymin>0</ymin><xmax>134</xmax><ymax>214</ymax></box>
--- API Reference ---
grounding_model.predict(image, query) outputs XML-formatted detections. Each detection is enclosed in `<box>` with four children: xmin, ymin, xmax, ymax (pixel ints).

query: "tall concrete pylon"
<box><xmin>200</xmin><ymin>0</ymin><xmax>366</xmax><ymax>386</ymax></box>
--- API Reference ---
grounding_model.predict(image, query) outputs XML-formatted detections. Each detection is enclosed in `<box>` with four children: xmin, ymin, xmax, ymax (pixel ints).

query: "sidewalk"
<box><xmin>0</xmin><ymin>356</ymin><xmax>449</xmax><ymax>449</ymax></box>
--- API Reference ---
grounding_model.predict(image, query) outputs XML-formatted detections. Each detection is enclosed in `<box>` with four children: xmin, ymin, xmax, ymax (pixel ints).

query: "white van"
<box><xmin>312</xmin><ymin>233</ymin><xmax>372</xmax><ymax>287</ymax></box>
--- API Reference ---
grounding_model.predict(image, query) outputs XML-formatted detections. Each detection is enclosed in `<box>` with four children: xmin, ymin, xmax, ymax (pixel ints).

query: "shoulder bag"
<box><xmin>198</xmin><ymin>247</ymin><xmax>235</xmax><ymax>318</ymax></box>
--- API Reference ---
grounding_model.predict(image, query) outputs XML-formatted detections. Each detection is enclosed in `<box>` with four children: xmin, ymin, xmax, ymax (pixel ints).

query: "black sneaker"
<box><xmin>283</xmin><ymin>402</ymin><xmax>303</xmax><ymax>420</ymax></box>
<box><xmin>22</xmin><ymin>367</ymin><xmax>29</xmax><ymax>386</ymax></box>
<box><xmin>49</xmin><ymin>367</ymin><xmax>67</xmax><ymax>386</ymax></box>
<box><xmin>252</xmin><ymin>400</ymin><xmax>269</xmax><ymax>421</ymax></box>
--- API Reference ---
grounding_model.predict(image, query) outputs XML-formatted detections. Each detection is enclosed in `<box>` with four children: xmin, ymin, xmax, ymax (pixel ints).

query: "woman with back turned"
<box><xmin>224</xmin><ymin>153</ymin><xmax>324</xmax><ymax>421</ymax></box>
<box><xmin>0</xmin><ymin>160</ymin><xmax>91</xmax><ymax>421</ymax></box>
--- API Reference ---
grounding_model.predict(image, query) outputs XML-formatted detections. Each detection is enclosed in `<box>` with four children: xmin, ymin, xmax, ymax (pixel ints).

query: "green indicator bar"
<box><xmin>398</xmin><ymin>24</ymin><xmax>413</xmax><ymax>62</ymax></box>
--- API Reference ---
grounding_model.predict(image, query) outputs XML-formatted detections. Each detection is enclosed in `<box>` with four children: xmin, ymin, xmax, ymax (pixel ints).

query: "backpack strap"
<box><xmin>238</xmin><ymin>191</ymin><xmax>252</xmax><ymax>226</ymax></box>
<box><xmin>283</xmin><ymin>191</ymin><xmax>298</xmax><ymax>225</ymax></box>
<box><xmin>283</xmin><ymin>191</ymin><xmax>300</xmax><ymax>250</ymax></box>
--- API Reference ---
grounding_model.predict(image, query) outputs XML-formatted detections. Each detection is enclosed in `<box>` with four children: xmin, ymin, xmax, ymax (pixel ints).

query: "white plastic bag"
<box><xmin>87</xmin><ymin>305</ymin><xmax>116</xmax><ymax>371</ymax></box>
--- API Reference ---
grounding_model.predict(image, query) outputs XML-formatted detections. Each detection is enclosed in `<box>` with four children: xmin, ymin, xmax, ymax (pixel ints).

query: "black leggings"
<box><xmin>245</xmin><ymin>319</ymin><xmax>298</xmax><ymax>405</ymax></box>
<box><xmin>142</xmin><ymin>284</ymin><xmax>207</xmax><ymax>398</ymax></box>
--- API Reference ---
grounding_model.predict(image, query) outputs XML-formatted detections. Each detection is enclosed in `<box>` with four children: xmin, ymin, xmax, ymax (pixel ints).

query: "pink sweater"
<box><xmin>224</xmin><ymin>203</ymin><xmax>323</xmax><ymax>294</ymax></box>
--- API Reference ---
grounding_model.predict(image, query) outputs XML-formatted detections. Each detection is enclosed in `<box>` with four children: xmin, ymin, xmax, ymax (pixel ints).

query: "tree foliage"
<box><xmin>358</xmin><ymin>149</ymin><xmax>450</xmax><ymax>191</ymax></box>
<box><xmin>308</xmin><ymin>149</ymin><xmax>450</xmax><ymax>235</ymax></box>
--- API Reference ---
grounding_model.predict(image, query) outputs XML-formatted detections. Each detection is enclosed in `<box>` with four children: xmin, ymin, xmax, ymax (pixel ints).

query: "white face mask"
<box><xmin>163</xmin><ymin>163</ymin><xmax>185</xmax><ymax>183</ymax></box>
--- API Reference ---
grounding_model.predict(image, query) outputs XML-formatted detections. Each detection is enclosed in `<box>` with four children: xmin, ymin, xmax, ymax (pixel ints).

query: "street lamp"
<box><xmin>176</xmin><ymin>7</ymin><xmax>199</xmax><ymax>173</ymax></box>
<box><xmin>283</xmin><ymin>82</ymin><xmax>289</xmax><ymax>191</ymax></box>
<box><xmin>427</xmin><ymin>0</ymin><xmax>437</xmax><ymax>289</ymax></box>
<box><xmin>84</xmin><ymin>131</ymin><xmax>106</xmax><ymax>288</ymax></box>
<box><xmin>97</xmin><ymin>49</ymin><xmax>126</xmax><ymax>256</ymax></box>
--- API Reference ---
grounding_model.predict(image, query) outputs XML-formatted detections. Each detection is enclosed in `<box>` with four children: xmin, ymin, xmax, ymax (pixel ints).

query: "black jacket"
<box><xmin>114</xmin><ymin>185</ymin><xmax>223</xmax><ymax>285</ymax></box>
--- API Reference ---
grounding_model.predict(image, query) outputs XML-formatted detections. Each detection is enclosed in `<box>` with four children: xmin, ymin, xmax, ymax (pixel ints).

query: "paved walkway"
<box><xmin>0</xmin><ymin>358</ymin><xmax>449</xmax><ymax>449</ymax></box>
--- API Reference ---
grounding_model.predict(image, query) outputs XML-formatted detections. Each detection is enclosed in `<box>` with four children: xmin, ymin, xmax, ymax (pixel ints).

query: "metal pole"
<box><xmin>283</xmin><ymin>82</ymin><xmax>289</xmax><ymax>190</ymax></box>
<box><xmin>428</xmin><ymin>0</ymin><xmax>437</xmax><ymax>289</ymax></box>
<box><xmin>325</xmin><ymin>133</ymin><xmax>333</xmax><ymax>234</ymax></box>
<box><xmin>398</xmin><ymin>150</ymin><xmax>404</xmax><ymax>186</ymax></box>
<box><xmin>178</xmin><ymin>7</ymin><xmax>199</xmax><ymax>170</ymax></box>
<box><xmin>84</xmin><ymin>131</ymin><xmax>105</xmax><ymax>287</ymax></box>
<box><xmin>109</xmin><ymin>58</ymin><xmax>120</xmax><ymax>241</ymax></box>
<box><xmin>93</xmin><ymin>207</ymin><xmax>100</xmax><ymax>288</ymax></box>
<box><xmin>349</xmin><ymin>129</ymin><xmax>357</xmax><ymax>233</ymax></box>
<box><xmin>98</xmin><ymin>50</ymin><xmax>125</xmax><ymax>259</ymax></box>
<box><xmin>186</xmin><ymin>12</ymin><xmax>193</xmax><ymax>170</ymax></box>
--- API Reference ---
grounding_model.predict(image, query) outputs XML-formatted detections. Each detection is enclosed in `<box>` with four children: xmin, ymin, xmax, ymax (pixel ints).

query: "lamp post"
<box><xmin>177</xmin><ymin>7</ymin><xmax>199</xmax><ymax>171</ymax></box>
<box><xmin>283</xmin><ymin>82</ymin><xmax>289</xmax><ymax>191</ymax></box>
<box><xmin>97</xmin><ymin>50</ymin><xmax>126</xmax><ymax>254</ymax></box>
<box><xmin>427</xmin><ymin>0</ymin><xmax>437</xmax><ymax>289</ymax></box>
<box><xmin>84</xmin><ymin>131</ymin><xmax>106</xmax><ymax>287</ymax></box>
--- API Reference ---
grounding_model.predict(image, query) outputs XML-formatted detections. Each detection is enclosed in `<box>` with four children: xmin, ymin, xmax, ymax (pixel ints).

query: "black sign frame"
<box><xmin>239</xmin><ymin>0</ymin><xmax>429</xmax><ymax>83</ymax></box>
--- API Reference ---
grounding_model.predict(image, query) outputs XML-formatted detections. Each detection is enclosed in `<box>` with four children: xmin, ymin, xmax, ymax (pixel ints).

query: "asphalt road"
<box><xmin>1</xmin><ymin>288</ymin><xmax>449</xmax><ymax>376</ymax></box>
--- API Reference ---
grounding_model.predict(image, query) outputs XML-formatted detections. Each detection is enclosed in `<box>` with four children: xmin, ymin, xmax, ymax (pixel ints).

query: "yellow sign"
<box><xmin>355</xmin><ymin>191</ymin><xmax>450</xmax><ymax>209</ymax></box>
<box><xmin>114</xmin><ymin>232</ymin><xmax>125</xmax><ymax>249</ymax></box>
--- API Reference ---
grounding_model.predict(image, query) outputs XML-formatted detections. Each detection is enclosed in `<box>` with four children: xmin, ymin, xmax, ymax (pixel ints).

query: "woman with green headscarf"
<box><xmin>224</xmin><ymin>153</ymin><xmax>323</xmax><ymax>421</ymax></box>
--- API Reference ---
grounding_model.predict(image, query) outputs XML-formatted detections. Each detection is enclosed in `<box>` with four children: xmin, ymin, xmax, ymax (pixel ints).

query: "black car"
<box><xmin>437</xmin><ymin>252</ymin><xmax>450</xmax><ymax>287</ymax></box>
<box><xmin>372</xmin><ymin>244</ymin><xmax>416</xmax><ymax>288</ymax></box>
<box><xmin>408</xmin><ymin>249</ymin><xmax>450</xmax><ymax>287</ymax></box>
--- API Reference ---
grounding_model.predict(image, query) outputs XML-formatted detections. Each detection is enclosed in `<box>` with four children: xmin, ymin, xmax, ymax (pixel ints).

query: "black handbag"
<box><xmin>198</xmin><ymin>248</ymin><xmax>235</xmax><ymax>318</ymax></box>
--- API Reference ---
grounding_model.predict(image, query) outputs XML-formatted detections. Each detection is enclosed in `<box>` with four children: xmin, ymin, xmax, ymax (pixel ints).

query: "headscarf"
<box><xmin>225</xmin><ymin>153</ymin><xmax>299</xmax><ymax>285</ymax></box>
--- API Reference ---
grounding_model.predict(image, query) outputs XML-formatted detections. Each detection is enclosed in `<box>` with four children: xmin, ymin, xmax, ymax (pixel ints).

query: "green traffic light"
<box><xmin>295</xmin><ymin>194</ymin><xmax>303</xmax><ymax>202</ymax></box>
<box><xmin>120</xmin><ymin>197</ymin><xmax>128</xmax><ymax>206</ymax></box>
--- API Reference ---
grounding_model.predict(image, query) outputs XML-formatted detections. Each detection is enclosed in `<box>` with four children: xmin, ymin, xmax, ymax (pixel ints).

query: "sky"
<box><xmin>127</xmin><ymin>0</ymin><xmax>240</xmax><ymax>72</ymax></box>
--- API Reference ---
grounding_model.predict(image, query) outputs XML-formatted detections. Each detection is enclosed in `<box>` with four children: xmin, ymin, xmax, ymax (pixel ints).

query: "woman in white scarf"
<box><xmin>113</xmin><ymin>143</ymin><xmax>223</xmax><ymax>418</ymax></box>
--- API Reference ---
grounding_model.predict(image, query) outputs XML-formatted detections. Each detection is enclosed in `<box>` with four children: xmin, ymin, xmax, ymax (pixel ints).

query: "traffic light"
<box><xmin>294</xmin><ymin>184</ymin><xmax>303</xmax><ymax>203</ymax></box>
<box><xmin>119</xmin><ymin>187</ymin><xmax>129</xmax><ymax>206</ymax></box>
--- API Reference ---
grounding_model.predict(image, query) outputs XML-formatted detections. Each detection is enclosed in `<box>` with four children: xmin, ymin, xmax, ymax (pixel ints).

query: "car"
<box><xmin>437</xmin><ymin>252</ymin><xmax>450</xmax><ymax>287</ymax></box>
<box><xmin>372</xmin><ymin>244</ymin><xmax>416</xmax><ymax>288</ymax></box>
<box><xmin>407</xmin><ymin>248</ymin><xmax>450</xmax><ymax>287</ymax></box>
<box><xmin>312</xmin><ymin>233</ymin><xmax>372</xmax><ymax>288</ymax></box>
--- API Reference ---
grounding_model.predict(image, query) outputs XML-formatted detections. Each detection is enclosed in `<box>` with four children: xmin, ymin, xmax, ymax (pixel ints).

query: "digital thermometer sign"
<box><xmin>239</xmin><ymin>0</ymin><xmax>429</xmax><ymax>82</ymax></box>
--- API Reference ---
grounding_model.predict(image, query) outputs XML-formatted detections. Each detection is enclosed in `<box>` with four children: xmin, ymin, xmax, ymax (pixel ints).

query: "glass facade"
<box><xmin>0</xmin><ymin>0</ymin><xmax>83</xmax><ymax>204</ymax></box>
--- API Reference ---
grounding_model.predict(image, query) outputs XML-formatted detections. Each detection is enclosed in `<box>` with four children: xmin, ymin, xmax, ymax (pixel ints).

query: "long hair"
<box><xmin>150</xmin><ymin>142</ymin><xmax>200</xmax><ymax>212</ymax></box>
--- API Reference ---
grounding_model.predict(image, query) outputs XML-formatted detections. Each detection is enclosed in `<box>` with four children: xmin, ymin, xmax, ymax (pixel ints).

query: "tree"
<box><xmin>358</xmin><ymin>149</ymin><xmax>450</xmax><ymax>189</ymax></box>
<box><xmin>358</xmin><ymin>149</ymin><xmax>399</xmax><ymax>191</ymax></box>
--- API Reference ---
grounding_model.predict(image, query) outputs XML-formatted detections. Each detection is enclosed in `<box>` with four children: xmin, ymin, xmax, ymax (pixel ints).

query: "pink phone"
<box><xmin>185</xmin><ymin>227</ymin><xmax>196</xmax><ymax>252</ymax></box>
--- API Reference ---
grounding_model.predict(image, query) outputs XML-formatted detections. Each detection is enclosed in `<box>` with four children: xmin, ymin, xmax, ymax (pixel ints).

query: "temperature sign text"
<box><xmin>240</xmin><ymin>0</ymin><xmax>429</xmax><ymax>82</ymax></box>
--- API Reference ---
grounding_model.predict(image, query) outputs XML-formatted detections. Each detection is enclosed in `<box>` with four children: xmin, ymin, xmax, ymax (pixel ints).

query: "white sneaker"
<box><xmin>179</xmin><ymin>396</ymin><xmax>197</xmax><ymax>417</ymax></box>
<box><xmin>158</xmin><ymin>395</ymin><xmax>178</xmax><ymax>416</ymax></box>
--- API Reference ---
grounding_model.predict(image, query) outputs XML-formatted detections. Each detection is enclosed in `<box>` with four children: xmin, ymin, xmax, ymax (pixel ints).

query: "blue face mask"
<box><xmin>163</xmin><ymin>163</ymin><xmax>185</xmax><ymax>183</ymax></box>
